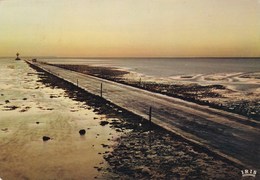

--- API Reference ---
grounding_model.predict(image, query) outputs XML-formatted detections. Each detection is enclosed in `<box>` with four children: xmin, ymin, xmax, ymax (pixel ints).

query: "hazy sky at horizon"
<box><xmin>0</xmin><ymin>0</ymin><xmax>260</xmax><ymax>57</ymax></box>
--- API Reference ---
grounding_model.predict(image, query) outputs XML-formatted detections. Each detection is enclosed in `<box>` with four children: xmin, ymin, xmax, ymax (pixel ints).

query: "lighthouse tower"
<box><xmin>15</xmin><ymin>52</ymin><xmax>21</xmax><ymax>60</ymax></box>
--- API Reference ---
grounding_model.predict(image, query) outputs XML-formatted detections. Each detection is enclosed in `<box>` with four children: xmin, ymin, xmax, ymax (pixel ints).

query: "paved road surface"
<box><xmin>28</xmin><ymin>61</ymin><xmax>260</xmax><ymax>168</ymax></box>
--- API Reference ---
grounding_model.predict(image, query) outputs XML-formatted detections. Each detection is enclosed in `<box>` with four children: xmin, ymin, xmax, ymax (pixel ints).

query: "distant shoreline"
<box><xmin>1</xmin><ymin>56</ymin><xmax>260</xmax><ymax>59</ymax></box>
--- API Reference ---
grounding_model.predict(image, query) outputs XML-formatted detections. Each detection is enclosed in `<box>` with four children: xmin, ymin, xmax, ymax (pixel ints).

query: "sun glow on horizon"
<box><xmin>0</xmin><ymin>0</ymin><xmax>260</xmax><ymax>57</ymax></box>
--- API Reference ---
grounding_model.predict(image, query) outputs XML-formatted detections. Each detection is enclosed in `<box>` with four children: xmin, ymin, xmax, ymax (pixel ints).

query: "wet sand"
<box><xmin>0</xmin><ymin>60</ymin><xmax>121</xmax><ymax>179</ymax></box>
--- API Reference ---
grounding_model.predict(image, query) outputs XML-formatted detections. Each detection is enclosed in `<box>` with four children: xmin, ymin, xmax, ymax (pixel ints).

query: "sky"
<box><xmin>0</xmin><ymin>0</ymin><xmax>260</xmax><ymax>57</ymax></box>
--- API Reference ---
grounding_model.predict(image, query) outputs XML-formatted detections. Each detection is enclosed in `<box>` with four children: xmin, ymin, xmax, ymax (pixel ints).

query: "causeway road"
<box><xmin>28</xmin><ymin>61</ymin><xmax>260</xmax><ymax>168</ymax></box>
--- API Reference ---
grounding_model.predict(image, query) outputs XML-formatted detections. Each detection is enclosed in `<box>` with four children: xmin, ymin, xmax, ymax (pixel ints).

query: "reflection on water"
<box><xmin>0</xmin><ymin>59</ymin><xmax>119</xmax><ymax>179</ymax></box>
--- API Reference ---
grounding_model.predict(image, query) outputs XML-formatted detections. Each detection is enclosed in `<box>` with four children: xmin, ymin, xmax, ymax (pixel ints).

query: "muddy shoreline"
<box><xmin>50</xmin><ymin>64</ymin><xmax>260</xmax><ymax>121</ymax></box>
<box><xmin>26</xmin><ymin>62</ymin><xmax>244</xmax><ymax>179</ymax></box>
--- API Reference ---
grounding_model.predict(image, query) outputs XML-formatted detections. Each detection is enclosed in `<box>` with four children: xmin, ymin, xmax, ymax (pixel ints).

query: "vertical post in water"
<box><xmin>100</xmin><ymin>83</ymin><xmax>103</xmax><ymax>97</ymax></box>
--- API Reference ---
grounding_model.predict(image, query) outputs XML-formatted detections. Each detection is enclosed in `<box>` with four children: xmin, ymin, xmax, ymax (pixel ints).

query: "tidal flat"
<box><xmin>0</xmin><ymin>59</ymin><xmax>121</xmax><ymax>179</ymax></box>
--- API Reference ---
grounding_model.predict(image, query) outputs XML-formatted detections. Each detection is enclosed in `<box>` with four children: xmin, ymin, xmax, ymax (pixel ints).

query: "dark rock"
<box><xmin>100</xmin><ymin>121</ymin><xmax>109</xmax><ymax>126</ymax></box>
<box><xmin>117</xmin><ymin>165</ymin><xmax>132</xmax><ymax>174</ymax></box>
<box><xmin>93</xmin><ymin>108</ymin><xmax>99</xmax><ymax>112</ymax></box>
<box><xmin>36</xmin><ymin>122</ymin><xmax>40</xmax><ymax>124</ymax></box>
<box><xmin>50</xmin><ymin>95</ymin><xmax>56</xmax><ymax>98</ymax></box>
<box><xmin>42</xmin><ymin>136</ymin><xmax>51</xmax><ymax>141</ymax></box>
<box><xmin>79</xmin><ymin>129</ymin><xmax>86</xmax><ymax>135</ymax></box>
<box><xmin>116</xmin><ymin>128</ymin><xmax>122</xmax><ymax>132</ymax></box>
<box><xmin>1</xmin><ymin>128</ymin><xmax>8</xmax><ymax>131</ymax></box>
<box><xmin>101</xmin><ymin>144</ymin><xmax>110</xmax><ymax>148</ymax></box>
<box><xmin>4</xmin><ymin>105</ymin><xmax>19</xmax><ymax>110</ymax></box>
<box><xmin>94</xmin><ymin>166</ymin><xmax>102</xmax><ymax>172</ymax></box>
<box><xmin>23</xmin><ymin>98</ymin><xmax>27</xmax><ymax>100</ymax></box>
<box><xmin>5</xmin><ymin>100</ymin><xmax>10</xmax><ymax>104</ymax></box>
<box><xmin>141</xmin><ymin>167</ymin><xmax>151</xmax><ymax>175</ymax></box>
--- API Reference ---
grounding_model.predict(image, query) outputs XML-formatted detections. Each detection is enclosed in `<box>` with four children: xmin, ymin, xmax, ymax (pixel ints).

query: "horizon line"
<box><xmin>0</xmin><ymin>56</ymin><xmax>260</xmax><ymax>59</ymax></box>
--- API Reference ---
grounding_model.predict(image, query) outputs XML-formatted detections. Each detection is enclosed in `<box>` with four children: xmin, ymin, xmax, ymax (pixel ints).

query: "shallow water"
<box><xmin>0</xmin><ymin>59</ymin><xmax>119</xmax><ymax>179</ymax></box>
<box><xmin>41</xmin><ymin>58</ymin><xmax>260</xmax><ymax>77</ymax></box>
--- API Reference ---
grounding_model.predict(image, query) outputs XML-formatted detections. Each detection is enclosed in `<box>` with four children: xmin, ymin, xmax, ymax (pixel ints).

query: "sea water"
<box><xmin>41</xmin><ymin>58</ymin><xmax>260</xmax><ymax>77</ymax></box>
